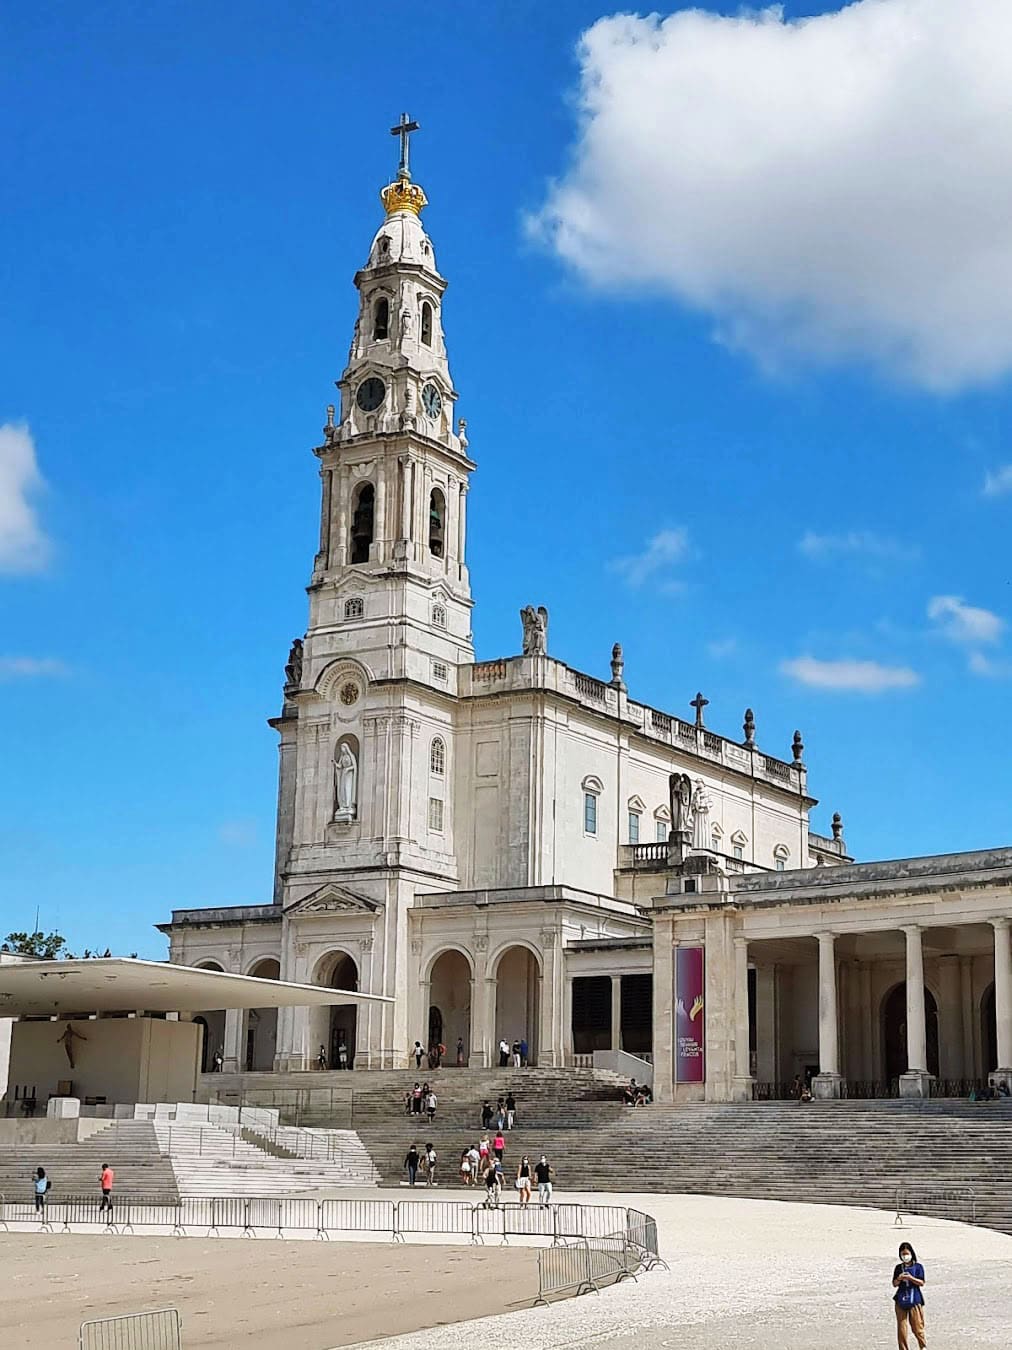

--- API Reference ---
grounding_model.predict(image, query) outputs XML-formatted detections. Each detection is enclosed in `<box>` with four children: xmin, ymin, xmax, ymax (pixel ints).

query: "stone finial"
<box><xmin>323</xmin><ymin>404</ymin><xmax>337</xmax><ymax>442</ymax></box>
<box><xmin>743</xmin><ymin>707</ymin><xmax>756</xmax><ymax>748</ymax></box>
<box><xmin>457</xmin><ymin>417</ymin><xmax>468</xmax><ymax>450</ymax></box>
<box><xmin>284</xmin><ymin>637</ymin><xmax>304</xmax><ymax>690</ymax></box>
<box><xmin>610</xmin><ymin>642</ymin><xmax>625</xmax><ymax>689</ymax></box>
<box><xmin>831</xmin><ymin>811</ymin><xmax>843</xmax><ymax>842</ymax></box>
<box><xmin>690</xmin><ymin>691</ymin><xmax>709</xmax><ymax>729</ymax></box>
<box><xmin>792</xmin><ymin>729</ymin><xmax>805</xmax><ymax>765</ymax></box>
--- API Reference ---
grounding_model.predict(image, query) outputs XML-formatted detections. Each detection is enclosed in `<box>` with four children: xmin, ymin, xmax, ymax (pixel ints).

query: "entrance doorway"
<box><xmin>428</xmin><ymin>949</ymin><xmax>471</xmax><ymax>1063</ymax></box>
<box><xmin>328</xmin><ymin>952</ymin><xmax>358</xmax><ymax>1069</ymax></box>
<box><xmin>245</xmin><ymin>958</ymin><xmax>280</xmax><ymax>1071</ymax></box>
<box><xmin>494</xmin><ymin>946</ymin><xmax>540</xmax><ymax>1064</ymax></box>
<box><xmin>883</xmin><ymin>982</ymin><xmax>939</xmax><ymax>1083</ymax></box>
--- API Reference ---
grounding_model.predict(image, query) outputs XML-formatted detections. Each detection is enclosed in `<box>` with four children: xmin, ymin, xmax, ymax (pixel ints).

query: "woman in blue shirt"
<box><xmin>892</xmin><ymin>1242</ymin><xmax>926</xmax><ymax>1350</ymax></box>
<box><xmin>33</xmin><ymin>1167</ymin><xmax>49</xmax><ymax>1213</ymax></box>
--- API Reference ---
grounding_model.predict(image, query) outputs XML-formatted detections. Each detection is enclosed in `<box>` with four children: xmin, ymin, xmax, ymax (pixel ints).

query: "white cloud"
<box><xmin>969</xmin><ymin>652</ymin><xmax>1012</xmax><ymax>679</ymax></box>
<box><xmin>983</xmin><ymin>465</ymin><xmax>1012</xmax><ymax>498</ymax></box>
<box><xmin>533</xmin><ymin>2</ymin><xmax>1012</xmax><ymax>391</ymax></box>
<box><xmin>0</xmin><ymin>423</ymin><xmax>51</xmax><ymax>573</ymax></box>
<box><xmin>218</xmin><ymin>819</ymin><xmax>257</xmax><ymax>847</ymax></box>
<box><xmin>0</xmin><ymin>657</ymin><xmax>68</xmax><ymax>679</ymax></box>
<box><xmin>799</xmin><ymin>530</ymin><xmax>917</xmax><ymax>562</ymax></box>
<box><xmin>927</xmin><ymin>595</ymin><xmax>1004</xmax><ymax>645</ymax></box>
<box><xmin>610</xmin><ymin>527</ymin><xmax>688</xmax><ymax>588</ymax></box>
<box><xmin>781</xmin><ymin>656</ymin><xmax>921</xmax><ymax>692</ymax></box>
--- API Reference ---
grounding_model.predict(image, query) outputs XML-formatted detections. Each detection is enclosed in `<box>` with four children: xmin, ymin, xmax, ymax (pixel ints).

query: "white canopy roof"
<box><xmin>0</xmin><ymin>958</ymin><xmax>390</xmax><ymax>1018</ymax></box>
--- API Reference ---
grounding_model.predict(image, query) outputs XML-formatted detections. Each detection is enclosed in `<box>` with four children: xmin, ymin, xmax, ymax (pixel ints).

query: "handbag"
<box><xmin>515</xmin><ymin>1178</ymin><xmax>524</xmax><ymax>1190</ymax></box>
<box><xmin>896</xmin><ymin>1283</ymin><xmax>917</xmax><ymax>1309</ymax></box>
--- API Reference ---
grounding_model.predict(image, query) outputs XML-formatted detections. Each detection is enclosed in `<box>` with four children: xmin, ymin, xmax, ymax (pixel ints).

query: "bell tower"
<box><xmin>308</xmin><ymin>113</ymin><xmax>474</xmax><ymax>676</ymax></box>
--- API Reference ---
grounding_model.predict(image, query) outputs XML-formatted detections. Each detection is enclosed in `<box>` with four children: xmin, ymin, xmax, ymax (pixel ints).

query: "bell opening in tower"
<box><xmin>372</xmin><ymin>297</ymin><xmax>389</xmax><ymax>340</ymax></box>
<box><xmin>350</xmin><ymin>483</ymin><xmax>375</xmax><ymax>564</ymax></box>
<box><xmin>421</xmin><ymin>301</ymin><xmax>433</xmax><ymax>346</ymax></box>
<box><xmin>428</xmin><ymin>488</ymin><xmax>445</xmax><ymax>558</ymax></box>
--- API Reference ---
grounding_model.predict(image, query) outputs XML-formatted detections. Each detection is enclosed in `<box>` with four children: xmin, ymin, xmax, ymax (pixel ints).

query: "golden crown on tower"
<box><xmin>380</xmin><ymin>178</ymin><xmax>428</xmax><ymax>218</ymax></box>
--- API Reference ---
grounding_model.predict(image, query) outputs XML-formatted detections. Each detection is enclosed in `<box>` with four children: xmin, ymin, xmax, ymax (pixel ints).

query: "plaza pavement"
<box><xmin>345</xmin><ymin>1189</ymin><xmax>1012</xmax><ymax>1350</ymax></box>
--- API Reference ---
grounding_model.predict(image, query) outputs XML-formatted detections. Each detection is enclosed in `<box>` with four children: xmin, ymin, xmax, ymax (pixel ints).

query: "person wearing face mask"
<box><xmin>534</xmin><ymin>1154</ymin><xmax>554</xmax><ymax>1206</ymax></box>
<box><xmin>892</xmin><ymin>1242</ymin><xmax>927</xmax><ymax>1350</ymax></box>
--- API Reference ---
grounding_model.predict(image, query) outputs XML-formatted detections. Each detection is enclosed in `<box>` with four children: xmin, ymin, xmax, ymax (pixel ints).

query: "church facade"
<box><xmin>161</xmin><ymin>124</ymin><xmax>1012</xmax><ymax>1103</ymax></box>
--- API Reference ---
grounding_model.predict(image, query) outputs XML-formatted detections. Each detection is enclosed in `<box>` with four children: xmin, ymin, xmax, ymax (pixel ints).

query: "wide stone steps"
<box><xmin>0</xmin><ymin>1121</ymin><xmax>178</xmax><ymax>1204</ymax></box>
<box><xmin>355</xmin><ymin>1099</ymin><xmax>1012</xmax><ymax>1234</ymax></box>
<box><xmin>151</xmin><ymin>1122</ymin><xmax>378</xmax><ymax>1195</ymax></box>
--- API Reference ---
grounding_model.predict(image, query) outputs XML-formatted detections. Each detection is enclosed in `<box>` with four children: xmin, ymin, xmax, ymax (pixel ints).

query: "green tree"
<box><xmin>2</xmin><ymin>930</ymin><xmax>69</xmax><ymax>959</ymax></box>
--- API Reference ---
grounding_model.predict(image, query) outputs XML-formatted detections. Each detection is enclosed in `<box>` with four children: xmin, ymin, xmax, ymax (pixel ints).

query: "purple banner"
<box><xmin>675</xmin><ymin>946</ymin><xmax>705</xmax><ymax>1083</ymax></box>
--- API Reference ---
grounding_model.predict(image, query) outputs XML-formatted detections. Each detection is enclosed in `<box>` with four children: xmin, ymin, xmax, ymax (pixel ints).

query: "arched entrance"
<box><xmin>494</xmin><ymin>945</ymin><xmax>541</xmax><ymax>1065</ymax></box>
<box><xmin>194</xmin><ymin>962</ymin><xmax>225</xmax><ymax>1072</ymax></box>
<box><xmin>244</xmin><ymin>958</ymin><xmax>280</xmax><ymax>1071</ymax></box>
<box><xmin>311</xmin><ymin>951</ymin><xmax>359</xmax><ymax>1069</ymax></box>
<box><xmin>982</xmin><ymin>984</ymin><xmax>997</xmax><ymax>1073</ymax></box>
<box><xmin>883</xmin><ymin>983</ymin><xmax>940</xmax><ymax>1083</ymax></box>
<box><xmin>428</xmin><ymin>949</ymin><xmax>471</xmax><ymax>1064</ymax></box>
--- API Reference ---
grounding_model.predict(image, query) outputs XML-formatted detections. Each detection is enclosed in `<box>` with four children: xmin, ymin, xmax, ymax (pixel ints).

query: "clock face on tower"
<box><xmin>356</xmin><ymin>377</ymin><xmax>386</xmax><ymax>412</ymax></box>
<box><xmin>421</xmin><ymin>382</ymin><xmax>442</xmax><ymax>420</ymax></box>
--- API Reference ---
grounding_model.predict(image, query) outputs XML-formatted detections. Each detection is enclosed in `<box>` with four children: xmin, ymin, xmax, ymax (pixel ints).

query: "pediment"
<box><xmin>285</xmin><ymin>884</ymin><xmax>379</xmax><ymax>917</ymax></box>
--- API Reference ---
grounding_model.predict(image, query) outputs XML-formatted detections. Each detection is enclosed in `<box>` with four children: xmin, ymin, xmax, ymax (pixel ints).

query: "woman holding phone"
<box><xmin>891</xmin><ymin>1242</ymin><xmax>927</xmax><ymax>1350</ymax></box>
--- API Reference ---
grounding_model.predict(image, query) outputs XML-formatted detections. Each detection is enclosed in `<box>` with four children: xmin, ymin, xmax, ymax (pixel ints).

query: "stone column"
<box><xmin>457</xmin><ymin>484</ymin><xmax>468</xmax><ymax>565</ymax></box>
<box><xmin>399</xmin><ymin>457</ymin><xmax>412</xmax><ymax>540</ymax></box>
<box><xmin>733</xmin><ymin>937</ymin><xmax>752</xmax><ymax>1100</ymax></box>
<box><xmin>960</xmin><ymin>956</ymin><xmax>977</xmax><ymax>1080</ymax></box>
<box><xmin>991</xmin><ymin>918</ymin><xmax>1012</xmax><ymax>1088</ymax></box>
<box><xmin>222</xmin><ymin>1008</ymin><xmax>246</xmax><ymax>1074</ymax></box>
<box><xmin>900</xmin><ymin>924</ymin><xmax>933</xmax><ymax>1097</ymax></box>
<box><xmin>611</xmin><ymin>975</ymin><xmax>623</xmax><ymax>1053</ymax></box>
<box><xmin>652</xmin><ymin>918</ymin><xmax>675</xmax><ymax>1104</ymax></box>
<box><xmin>374</xmin><ymin>461</ymin><xmax>387</xmax><ymax>558</ymax></box>
<box><xmin>445</xmin><ymin>477</ymin><xmax>458</xmax><ymax>570</ymax></box>
<box><xmin>755</xmin><ymin>964</ymin><xmax>778</xmax><ymax>1084</ymax></box>
<box><xmin>563</xmin><ymin>975</ymin><xmax>574</xmax><ymax>1065</ymax></box>
<box><xmin>335</xmin><ymin>465</ymin><xmax>350</xmax><ymax>566</ymax></box>
<box><xmin>812</xmin><ymin>932</ymin><xmax>841</xmax><ymax>1098</ymax></box>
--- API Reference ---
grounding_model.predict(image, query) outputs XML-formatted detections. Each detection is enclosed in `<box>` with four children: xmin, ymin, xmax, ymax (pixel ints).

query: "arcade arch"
<box><xmin>310</xmin><ymin>950</ymin><xmax>359</xmax><ymax>1069</ymax></box>
<box><xmin>493</xmin><ymin>944</ymin><xmax>541</xmax><ymax>1065</ymax></box>
<box><xmin>244</xmin><ymin>958</ymin><xmax>280</xmax><ymax>1072</ymax></box>
<box><xmin>882</xmin><ymin>982</ymin><xmax>940</xmax><ymax>1083</ymax></box>
<box><xmin>194</xmin><ymin>961</ymin><xmax>225</xmax><ymax>1073</ymax></box>
<box><xmin>427</xmin><ymin>948</ymin><xmax>472</xmax><ymax>1063</ymax></box>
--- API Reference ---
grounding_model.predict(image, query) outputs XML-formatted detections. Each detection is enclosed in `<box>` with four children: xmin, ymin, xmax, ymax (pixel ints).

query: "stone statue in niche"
<box><xmin>668</xmin><ymin>772</ymin><xmax>694</xmax><ymax>839</ymax></box>
<box><xmin>284</xmin><ymin>638</ymin><xmax>303</xmax><ymax>689</ymax></box>
<box><xmin>691</xmin><ymin>778</ymin><xmax>712</xmax><ymax>851</ymax></box>
<box><xmin>334</xmin><ymin>742</ymin><xmax>358</xmax><ymax>822</ymax></box>
<box><xmin>520</xmin><ymin>605</ymin><xmax>549</xmax><ymax>656</ymax></box>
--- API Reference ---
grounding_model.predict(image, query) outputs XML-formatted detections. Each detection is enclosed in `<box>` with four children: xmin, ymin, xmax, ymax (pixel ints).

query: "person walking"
<box><xmin>99</xmin><ymin>1162</ymin><xmax>115</xmax><ymax>1213</ymax></box>
<box><xmin>425</xmin><ymin>1088</ymin><xmax>437</xmax><ymax>1123</ymax></box>
<box><xmin>424</xmin><ymin>1143</ymin><xmax>437</xmax><ymax>1187</ymax></box>
<box><xmin>456</xmin><ymin>1037</ymin><xmax>465</xmax><ymax>1067</ymax></box>
<box><xmin>493</xmin><ymin>1129</ymin><xmax>506</xmax><ymax>1162</ymax></box>
<box><xmin>336</xmin><ymin>1034</ymin><xmax>349</xmax><ymax>1070</ymax></box>
<box><xmin>413</xmin><ymin>1041</ymin><xmax>424</xmax><ymax>1069</ymax></box>
<box><xmin>498</xmin><ymin>1037</ymin><xmax>509</xmax><ymax>1067</ymax></box>
<box><xmin>412</xmin><ymin>1082</ymin><xmax>423</xmax><ymax>1114</ymax></box>
<box><xmin>535</xmin><ymin>1154</ymin><xmax>554</xmax><ymax>1206</ymax></box>
<box><xmin>511</xmin><ymin>1039</ymin><xmax>521</xmax><ymax>1068</ymax></box>
<box><xmin>516</xmin><ymin>1155</ymin><xmax>532</xmax><ymax>1208</ymax></box>
<box><xmin>505</xmin><ymin>1092</ymin><xmax>516</xmax><ymax>1130</ymax></box>
<box><xmin>404</xmin><ymin>1143</ymin><xmax>420</xmax><ymax>1187</ymax></box>
<box><xmin>495</xmin><ymin>1098</ymin><xmax>506</xmax><ymax>1130</ymax></box>
<box><xmin>892</xmin><ymin>1242</ymin><xmax>927</xmax><ymax>1350</ymax></box>
<box><xmin>459</xmin><ymin>1150</ymin><xmax>472</xmax><ymax>1186</ymax></box>
<box><xmin>467</xmin><ymin>1143</ymin><xmax>480</xmax><ymax>1182</ymax></box>
<box><xmin>481</xmin><ymin>1100</ymin><xmax>493</xmax><ymax>1129</ymax></box>
<box><xmin>519</xmin><ymin>1037</ymin><xmax>528</xmax><ymax>1067</ymax></box>
<box><xmin>212</xmin><ymin>1047</ymin><xmax>224</xmax><ymax>1072</ymax></box>
<box><xmin>316</xmin><ymin>1044</ymin><xmax>328</xmax><ymax>1070</ymax></box>
<box><xmin>479</xmin><ymin>1133</ymin><xmax>491</xmax><ymax>1170</ymax></box>
<box><xmin>482</xmin><ymin>1159</ymin><xmax>501</xmax><ymax>1208</ymax></box>
<box><xmin>33</xmin><ymin>1167</ymin><xmax>49</xmax><ymax>1214</ymax></box>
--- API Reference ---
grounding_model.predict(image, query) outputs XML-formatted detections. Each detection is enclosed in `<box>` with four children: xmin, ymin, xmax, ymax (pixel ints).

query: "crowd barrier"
<box><xmin>79</xmin><ymin>1307</ymin><xmax>181</xmax><ymax>1349</ymax></box>
<box><xmin>0</xmin><ymin>1192</ymin><xmax>664</xmax><ymax>1256</ymax></box>
<box><xmin>894</xmin><ymin>1185</ymin><xmax>977</xmax><ymax>1227</ymax></box>
<box><xmin>533</xmin><ymin>1210</ymin><xmax>666</xmax><ymax>1305</ymax></box>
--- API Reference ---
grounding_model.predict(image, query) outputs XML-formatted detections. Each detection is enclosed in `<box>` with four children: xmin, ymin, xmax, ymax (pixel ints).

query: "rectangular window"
<box><xmin>628</xmin><ymin>812</ymin><xmax>640</xmax><ymax>844</ymax></box>
<box><xmin>428</xmin><ymin>797</ymin><xmax>444</xmax><ymax>832</ymax></box>
<box><xmin>584</xmin><ymin>792</ymin><xmax>598</xmax><ymax>836</ymax></box>
<box><xmin>656</xmin><ymin>821</ymin><xmax>667</xmax><ymax>843</ymax></box>
<box><xmin>733</xmin><ymin>845</ymin><xmax>743</xmax><ymax>860</ymax></box>
<box><xmin>432</xmin><ymin>660</ymin><xmax>448</xmax><ymax>683</ymax></box>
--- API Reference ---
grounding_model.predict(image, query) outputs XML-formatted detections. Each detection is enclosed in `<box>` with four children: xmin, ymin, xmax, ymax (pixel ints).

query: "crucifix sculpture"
<box><xmin>57</xmin><ymin>1023</ymin><xmax>87</xmax><ymax>1069</ymax></box>
<box><xmin>390</xmin><ymin>112</ymin><xmax>420</xmax><ymax>181</ymax></box>
<box><xmin>690</xmin><ymin>691</ymin><xmax>709</xmax><ymax>729</ymax></box>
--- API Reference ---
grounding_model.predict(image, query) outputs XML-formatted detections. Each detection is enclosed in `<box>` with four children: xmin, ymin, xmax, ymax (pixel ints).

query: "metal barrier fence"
<box><xmin>894</xmin><ymin>1186</ymin><xmax>977</xmax><ymax>1227</ymax></box>
<box><xmin>79</xmin><ymin>1307</ymin><xmax>181</xmax><ymax>1349</ymax></box>
<box><xmin>0</xmin><ymin>1194</ymin><xmax>662</xmax><ymax>1254</ymax></box>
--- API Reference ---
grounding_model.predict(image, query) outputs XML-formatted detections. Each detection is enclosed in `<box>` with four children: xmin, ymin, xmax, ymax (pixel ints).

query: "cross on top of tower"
<box><xmin>390</xmin><ymin>113</ymin><xmax>420</xmax><ymax>181</ymax></box>
<box><xmin>690</xmin><ymin>691</ymin><xmax>710</xmax><ymax>728</ymax></box>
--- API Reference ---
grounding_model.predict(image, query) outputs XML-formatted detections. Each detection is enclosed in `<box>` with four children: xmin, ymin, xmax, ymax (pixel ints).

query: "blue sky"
<box><xmin>2</xmin><ymin>0</ymin><xmax>1011</xmax><ymax>958</ymax></box>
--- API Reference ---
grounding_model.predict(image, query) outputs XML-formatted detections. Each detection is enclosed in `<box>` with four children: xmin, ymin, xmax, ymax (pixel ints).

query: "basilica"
<box><xmin>161</xmin><ymin>121</ymin><xmax>1012</xmax><ymax>1104</ymax></box>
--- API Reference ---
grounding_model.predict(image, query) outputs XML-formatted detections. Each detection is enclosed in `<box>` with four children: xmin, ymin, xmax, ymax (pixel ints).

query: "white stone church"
<box><xmin>162</xmin><ymin>121</ymin><xmax>1012</xmax><ymax>1104</ymax></box>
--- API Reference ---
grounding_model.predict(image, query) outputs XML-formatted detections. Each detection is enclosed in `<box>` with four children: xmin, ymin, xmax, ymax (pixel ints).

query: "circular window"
<box><xmin>339</xmin><ymin>682</ymin><xmax>360</xmax><ymax>707</ymax></box>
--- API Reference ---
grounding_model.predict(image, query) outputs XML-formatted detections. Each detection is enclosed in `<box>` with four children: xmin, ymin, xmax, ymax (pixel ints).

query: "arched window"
<box><xmin>430</xmin><ymin>737</ymin><xmax>445</xmax><ymax>776</ymax></box>
<box><xmin>582</xmin><ymin>775</ymin><xmax>603</xmax><ymax>838</ymax></box>
<box><xmin>350</xmin><ymin>483</ymin><xmax>375</xmax><ymax>564</ymax></box>
<box><xmin>654</xmin><ymin>804</ymin><xmax>670</xmax><ymax>843</ymax></box>
<box><xmin>432</xmin><ymin>603</ymin><xmax>446</xmax><ymax>629</ymax></box>
<box><xmin>372</xmin><ymin>297</ymin><xmax>389</xmax><ymax>340</ymax></box>
<box><xmin>421</xmin><ymin>301</ymin><xmax>433</xmax><ymax>346</ymax></box>
<box><xmin>773</xmin><ymin>845</ymin><xmax>789</xmax><ymax>872</ymax></box>
<box><xmin>428</xmin><ymin>488</ymin><xmax>445</xmax><ymax>558</ymax></box>
<box><xmin>344</xmin><ymin>597</ymin><xmax>364</xmax><ymax>619</ymax></box>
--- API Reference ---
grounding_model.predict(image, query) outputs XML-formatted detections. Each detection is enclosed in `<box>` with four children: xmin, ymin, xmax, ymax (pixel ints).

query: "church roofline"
<box><xmin>156</xmin><ymin>903</ymin><xmax>279</xmax><ymax>934</ymax></box>
<box><xmin>462</xmin><ymin>654</ymin><xmax>814</xmax><ymax>805</ymax></box>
